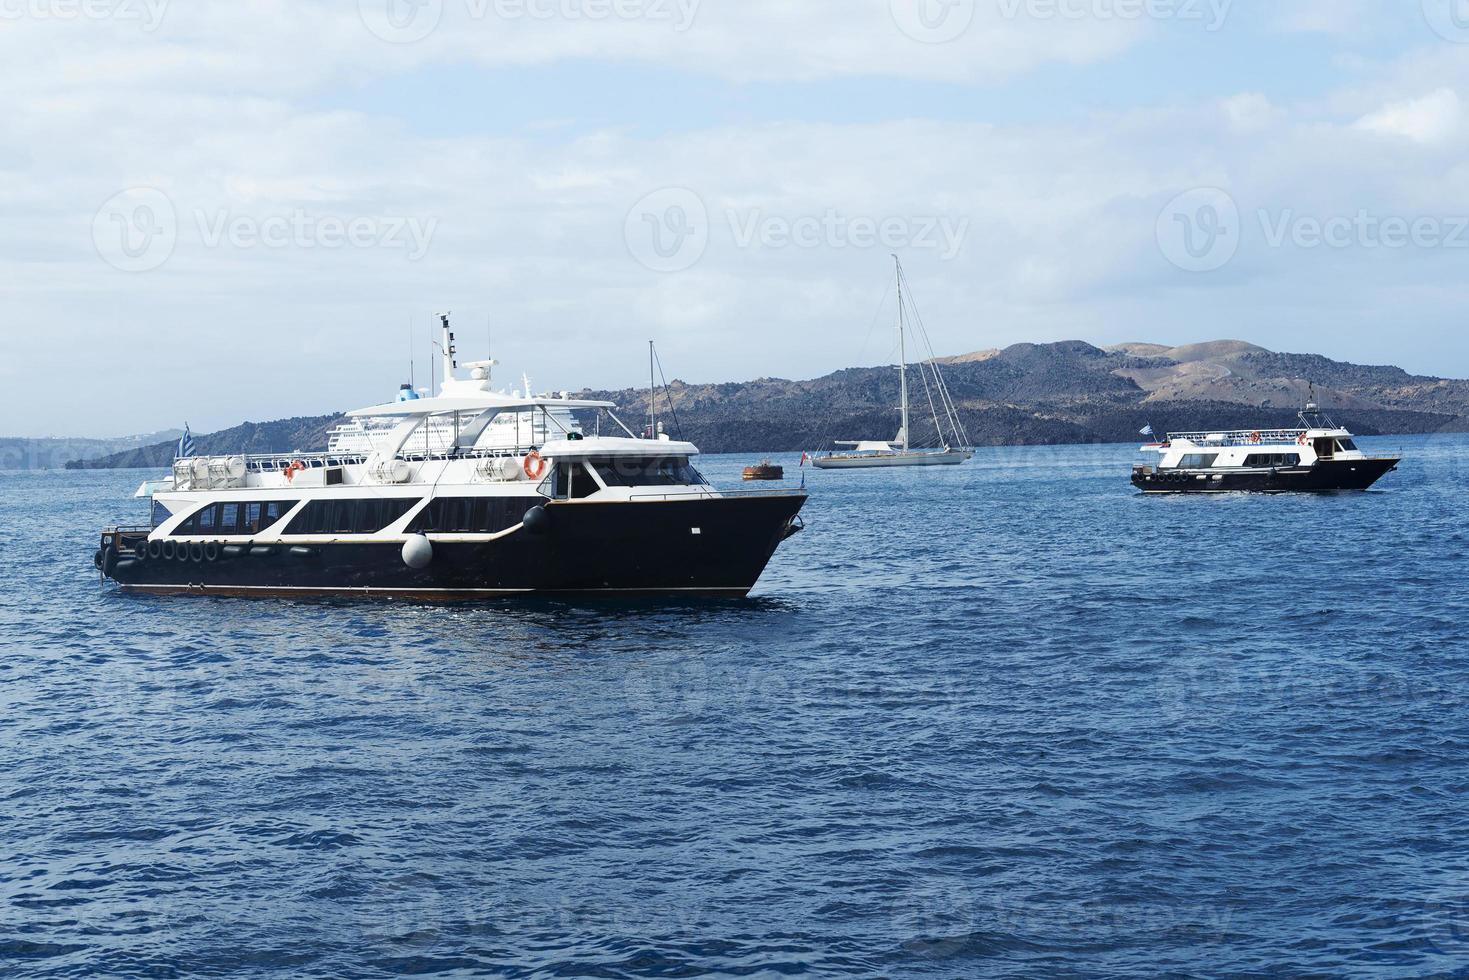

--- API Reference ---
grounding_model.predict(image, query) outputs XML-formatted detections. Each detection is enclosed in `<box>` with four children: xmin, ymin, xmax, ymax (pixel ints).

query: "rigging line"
<box><xmin>903</xmin><ymin>267</ymin><xmax>970</xmax><ymax>446</ymax></box>
<box><xmin>652</xmin><ymin>346</ymin><xmax>685</xmax><ymax>441</ymax></box>
<box><xmin>904</xmin><ymin>289</ymin><xmax>944</xmax><ymax>449</ymax></box>
<box><xmin>899</xmin><ymin>264</ymin><xmax>971</xmax><ymax>447</ymax></box>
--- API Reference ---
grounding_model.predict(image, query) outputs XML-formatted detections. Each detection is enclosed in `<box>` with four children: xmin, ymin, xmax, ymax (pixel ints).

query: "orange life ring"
<box><xmin>1296</xmin><ymin>433</ymin><xmax>1309</xmax><ymax>447</ymax></box>
<box><xmin>523</xmin><ymin>451</ymin><xmax>546</xmax><ymax>481</ymax></box>
<box><xmin>284</xmin><ymin>460</ymin><xmax>307</xmax><ymax>481</ymax></box>
<box><xmin>1250</xmin><ymin>431</ymin><xmax>1262</xmax><ymax>444</ymax></box>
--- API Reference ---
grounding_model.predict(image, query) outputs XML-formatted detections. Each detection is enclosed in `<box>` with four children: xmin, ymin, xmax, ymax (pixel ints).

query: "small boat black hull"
<box><xmin>98</xmin><ymin>494</ymin><xmax>806</xmax><ymax>600</ymax></box>
<box><xmin>1133</xmin><ymin>458</ymin><xmax>1399</xmax><ymax>494</ymax></box>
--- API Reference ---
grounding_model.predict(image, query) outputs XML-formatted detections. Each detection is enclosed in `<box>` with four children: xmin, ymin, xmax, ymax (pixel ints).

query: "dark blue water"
<box><xmin>3</xmin><ymin>435</ymin><xmax>1468</xmax><ymax>978</ymax></box>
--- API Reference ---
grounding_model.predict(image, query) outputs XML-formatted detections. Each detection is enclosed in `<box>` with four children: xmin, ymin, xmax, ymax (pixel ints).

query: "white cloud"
<box><xmin>5</xmin><ymin>3</ymin><xmax>1469</xmax><ymax>436</ymax></box>
<box><xmin>1355</xmin><ymin>88</ymin><xmax>1463</xmax><ymax>144</ymax></box>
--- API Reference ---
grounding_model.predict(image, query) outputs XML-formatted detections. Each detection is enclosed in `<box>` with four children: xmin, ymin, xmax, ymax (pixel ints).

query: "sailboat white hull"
<box><xmin>813</xmin><ymin>449</ymin><xmax>973</xmax><ymax>470</ymax></box>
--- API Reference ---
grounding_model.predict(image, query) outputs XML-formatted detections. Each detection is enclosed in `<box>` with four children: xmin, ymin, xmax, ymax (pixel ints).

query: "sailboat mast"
<box><xmin>648</xmin><ymin>340</ymin><xmax>656</xmax><ymax>439</ymax></box>
<box><xmin>895</xmin><ymin>256</ymin><xmax>910</xmax><ymax>453</ymax></box>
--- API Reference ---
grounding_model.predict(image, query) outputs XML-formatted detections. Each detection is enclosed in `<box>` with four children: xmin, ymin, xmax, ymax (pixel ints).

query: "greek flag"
<box><xmin>1140</xmin><ymin>424</ymin><xmax>1155</xmax><ymax>438</ymax></box>
<box><xmin>176</xmin><ymin>424</ymin><xmax>195</xmax><ymax>460</ymax></box>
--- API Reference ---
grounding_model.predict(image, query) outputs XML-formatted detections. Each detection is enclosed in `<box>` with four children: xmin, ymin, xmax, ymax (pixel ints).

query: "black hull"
<box><xmin>100</xmin><ymin>494</ymin><xmax>806</xmax><ymax>600</ymax></box>
<box><xmin>1133</xmin><ymin>458</ymin><xmax>1399</xmax><ymax>494</ymax></box>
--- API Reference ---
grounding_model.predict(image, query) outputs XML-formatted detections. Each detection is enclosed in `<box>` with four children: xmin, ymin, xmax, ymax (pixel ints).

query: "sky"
<box><xmin>4</xmin><ymin>0</ymin><xmax>1469</xmax><ymax>436</ymax></box>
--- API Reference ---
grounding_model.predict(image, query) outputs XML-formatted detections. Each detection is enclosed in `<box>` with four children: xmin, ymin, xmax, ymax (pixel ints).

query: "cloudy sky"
<box><xmin>4</xmin><ymin>0</ymin><xmax>1469</xmax><ymax>436</ymax></box>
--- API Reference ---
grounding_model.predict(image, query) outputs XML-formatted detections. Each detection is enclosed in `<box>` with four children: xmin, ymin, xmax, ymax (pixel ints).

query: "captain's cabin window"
<box><xmin>1336</xmin><ymin>439</ymin><xmax>1358</xmax><ymax>452</ymax></box>
<box><xmin>1177</xmin><ymin>454</ymin><xmax>1219</xmax><ymax>469</ymax></box>
<box><xmin>551</xmin><ymin>462</ymin><xmax>600</xmax><ymax>500</ymax></box>
<box><xmin>591</xmin><ymin>457</ymin><xmax>704</xmax><ymax>487</ymax></box>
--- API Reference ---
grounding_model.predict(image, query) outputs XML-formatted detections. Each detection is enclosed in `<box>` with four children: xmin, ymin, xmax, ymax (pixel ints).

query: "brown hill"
<box><xmin>63</xmin><ymin>340</ymin><xmax>1469</xmax><ymax>466</ymax></box>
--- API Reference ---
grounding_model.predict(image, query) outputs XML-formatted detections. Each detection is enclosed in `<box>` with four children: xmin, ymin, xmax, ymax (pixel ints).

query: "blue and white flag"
<box><xmin>176</xmin><ymin>424</ymin><xmax>196</xmax><ymax>460</ymax></box>
<box><xmin>1139</xmin><ymin>424</ymin><xmax>1155</xmax><ymax>437</ymax></box>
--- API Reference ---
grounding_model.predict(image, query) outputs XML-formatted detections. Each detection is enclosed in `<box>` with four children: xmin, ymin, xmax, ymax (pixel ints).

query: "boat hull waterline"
<box><xmin>1132</xmin><ymin>457</ymin><xmax>1399</xmax><ymax>494</ymax></box>
<box><xmin>99</xmin><ymin>495</ymin><xmax>806</xmax><ymax>600</ymax></box>
<box><xmin>813</xmin><ymin>449</ymin><xmax>973</xmax><ymax>470</ymax></box>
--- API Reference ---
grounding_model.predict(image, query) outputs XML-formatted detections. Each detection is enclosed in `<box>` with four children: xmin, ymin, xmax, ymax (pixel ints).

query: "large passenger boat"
<box><xmin>1132</xmin><ymin>404</ymin><xmax>1399</xmax><ymax>494</ymax></box>
<box><xmin>94</xmin><ymin>317</ymin><xmax>806</xmax><ymax>599</ymax></box>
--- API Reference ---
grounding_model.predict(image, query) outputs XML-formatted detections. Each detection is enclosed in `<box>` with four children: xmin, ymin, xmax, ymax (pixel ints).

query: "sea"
<box><xmin>2</xmin><ymin>434</ymin><xmax>1467</xmax><ymax>978</ymax></box>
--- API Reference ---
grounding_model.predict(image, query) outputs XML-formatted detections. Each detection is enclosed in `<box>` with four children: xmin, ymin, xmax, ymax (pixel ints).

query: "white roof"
<box><xmin>542</xmin><ymin>436</ymin><xmax>699</xmax><ymax>458</ymax></box>
<box><xmin>837</xmin><ymin>441</ymin><xmax>900</xmax><ymax>453</ymax></box>
<box><xmin>347</xmin><ymin>393</ymin><xmax>615</xmax><ymax>418</ymax></box>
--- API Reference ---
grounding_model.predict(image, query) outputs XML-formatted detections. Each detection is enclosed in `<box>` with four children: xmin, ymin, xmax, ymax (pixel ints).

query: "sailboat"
<box><xmin>814</xmin><ymin>258</ymin><xmax>974</xmax><ymax>470</ymax></box>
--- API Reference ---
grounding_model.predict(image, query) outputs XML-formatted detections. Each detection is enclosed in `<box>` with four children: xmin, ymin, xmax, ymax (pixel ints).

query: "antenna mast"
<box><xmin>439</xmin><ymin>312</ymin><xmax>457</xmax><ymax>387</ymax></box>
<box><xmin>648</xmin><ymin>340</ymin><xmax>657</xmax><ymax>439</ymax></box>
<box><xmin>895</xmin><ymin>255</ymin><xmax>910</xmax><ymax>453</ymax></box>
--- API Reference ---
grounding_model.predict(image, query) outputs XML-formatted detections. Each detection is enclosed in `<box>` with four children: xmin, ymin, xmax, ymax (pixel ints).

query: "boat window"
<box><xmin>1336</xmin><ymin>439</ymin><xmax>1358</xmax><ymax>452</ymax></box>
<box><xmin>569</xmin><ymin>462</ymin><xmax>598</xmax><ymax>499</ymax></box>
<box><xmin>546</xmin><ymin>462</ymin><xmax>599</xmax><ymax>499</ymax></box>
<box><xmin>175</xmin><ymin>500</ymin><xmax>299</xmax><ymax>536</ymax></box>
<box><xmin>1177</xmin><ymin>454</ymin><xmax>1219</xmax><ymax>469</ymax></box>
<box><xmin>285</xmin><ymin>498</ymin><xmax>420</xmax><ymax>535</ymax></box>
<box><xmin>592</xmin><ymin>457</ymin><xmax>705</xmax><ymax>487</ymax></box>
<box><xmin>1243</xmin><ymin>453</ymin><xmax>1302</xmax><ymax>468</ymax></box>
<box><xmin>407</xmin><ymin>497</ymin><xmax>528</xmax><ymax>534</ymax></box>
<box><xmin>241</xmin><ymin>501</ymin><xmax>296</xmax><ymax>534</ymax></box>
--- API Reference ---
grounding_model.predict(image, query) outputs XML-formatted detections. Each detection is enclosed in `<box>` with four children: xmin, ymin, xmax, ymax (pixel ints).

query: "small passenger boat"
<box><xmin>1132</xmin><ymin>403</ymin><xmax>1399</xmax><ymax>494</ymax></box>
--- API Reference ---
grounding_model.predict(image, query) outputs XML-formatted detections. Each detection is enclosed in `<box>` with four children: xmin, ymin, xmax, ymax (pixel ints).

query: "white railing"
<box><xmin>237</xmin><ymin>446</ymin><xmax>530</xmax><ymax>473</ymax></box>
<box><xmin>1167</xmin><ymin>428</ymin><xmax>1307</xmax><ymax>447</ymax></box>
